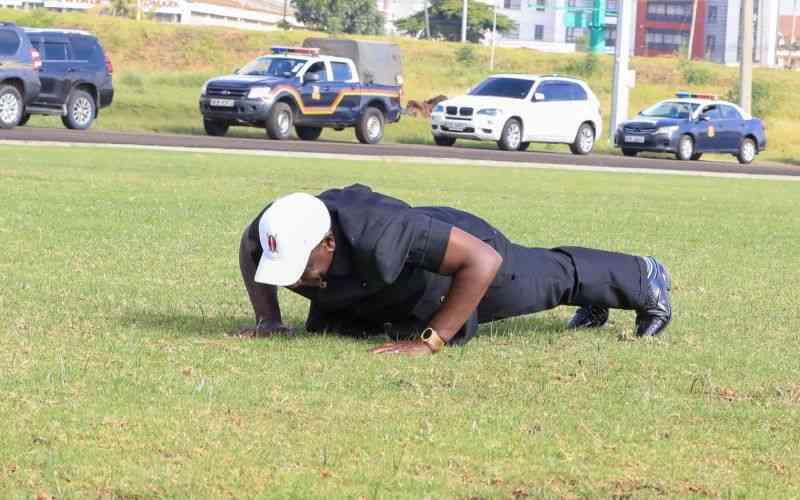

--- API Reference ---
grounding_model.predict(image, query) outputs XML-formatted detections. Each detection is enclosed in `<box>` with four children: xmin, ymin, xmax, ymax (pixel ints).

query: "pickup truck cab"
<box><xmin>199</xmin><ymin>46</ymin><xmax>402</xmax><ymax>144</ymax></box>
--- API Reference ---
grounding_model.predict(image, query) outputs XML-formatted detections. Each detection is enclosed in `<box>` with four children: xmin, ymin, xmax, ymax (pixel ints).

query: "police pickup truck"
<box><xmin>199</xmin><ymin>43</ymin><xmax>403</xmax><ymax>144</ymax></box>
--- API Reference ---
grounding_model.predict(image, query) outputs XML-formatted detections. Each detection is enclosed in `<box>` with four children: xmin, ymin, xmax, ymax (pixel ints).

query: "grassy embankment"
<box><xmin>2</xmin><ymin>8</ymin><xmax>800</xmax><ymax>164</ymax></box>
<box><xmin>2</xmin><ymin>145</ymin><xmax>800</xmax><ymax>497</ymax></box>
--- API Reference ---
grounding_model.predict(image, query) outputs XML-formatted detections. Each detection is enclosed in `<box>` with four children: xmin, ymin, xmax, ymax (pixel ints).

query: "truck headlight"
<box><xmin>200</xmin><ymin>82</ymin><xmax>209</xmax><ymax>96</ymax></box>
<box><xmin>655</xmin><ymin>125</ymin><xmax>679</xmax><ymax>136</ymax></box>
<box><xmin>477</xmin><ymin>108</ymin><xmax>502</xmax><ymax>116</ymax></box>
<box><xmin>247</xmin><ymin>86</ymin><xmax>272</xmax><ymax>99</ymax></box>
<box><xmin>432</xmin><ymin>105</ymin><xmax>444</xmax><ymax>114</ymax></box>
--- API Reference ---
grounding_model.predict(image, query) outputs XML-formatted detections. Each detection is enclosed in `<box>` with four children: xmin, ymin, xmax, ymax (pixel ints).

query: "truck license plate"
<box><xmin>210</xmin><ymin>98</ymin><xmax>235</xmax><ymax>107</ymax></box>
<box><xmin>625</xmin><ymin>135</ymin><xmax>645</xmax><ymax>143</ymax></box>
<box><xmin>446</xmin><ymin>120</ymin><xmax>466</xmax><ymax>131</ymax></box>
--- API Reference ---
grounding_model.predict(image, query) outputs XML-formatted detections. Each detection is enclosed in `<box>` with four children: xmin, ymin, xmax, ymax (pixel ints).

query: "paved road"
<box><xmin>3</xmin><ymin>127</ymin><xmax>799</xmax><ymax>177</ymax></box>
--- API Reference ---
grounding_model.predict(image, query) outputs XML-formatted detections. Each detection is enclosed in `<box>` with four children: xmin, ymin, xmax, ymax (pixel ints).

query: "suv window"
<box><xmin>43</xmin><ymin>41</ymin><xmax>70</xmax><ymax>61</ymax></box>
<box><xmin>69</xmin><ymin>35</ymin><xmax>100</xmax><ymax>63</ymax></box>
<box><xmin>0</xmin><ymin>29</ymin><xmax>21</xmax><ymax>56</ymax></box>
<box><xmin>720</xmin><ymin>105</ymin><xmax>741</xmax><ymax>120</ymax></box>
<box><xmin>700</xmin><ymin>105</ymin><xmax>721</xmax><ymax>120</ymax></box>
<box><xmin>568</xmin><ymin>82</ymin><xmax>587</xmax><ymax>101</ymax></box>
<box><xmin>538</xmin><ymin>82</ymin><xmax>571</xmax><ymax>101</ymax></box>
<box><xmin>331</xmin><ymin>62</ymin><xmax>352</xmax><ymax>81</ymax></box>
<box><xmin>469</xmin><ymin>77</ymin><xmax>534</xmax><ymax>99</ymax></box>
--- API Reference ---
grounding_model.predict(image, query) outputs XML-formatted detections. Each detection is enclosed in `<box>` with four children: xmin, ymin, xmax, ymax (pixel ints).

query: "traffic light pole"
<box><xmin>589</xmin><ymin>0</ymin><xmax>606</xmax><ymax>53</ymax></box>
<box><xmin>740</xmin><ymin>0</ymin><xmax>753</xmax><ymax>113</ymax></box>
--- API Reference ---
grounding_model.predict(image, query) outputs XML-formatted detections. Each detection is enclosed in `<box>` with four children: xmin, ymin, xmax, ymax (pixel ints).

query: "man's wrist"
<box><xmin>421</xmin><ymin>327</ymin><xmax>446</xmax><ymax>353</ymax></box>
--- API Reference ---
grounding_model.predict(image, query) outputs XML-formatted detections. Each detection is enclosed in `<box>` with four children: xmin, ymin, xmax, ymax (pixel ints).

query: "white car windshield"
<box><xmin>469</xmin><ymin>77</ymin><xmax>535</xmax><ymax>99</ymax></box>
<box><xmin>238</xmin><ymin>57</ymin><xmax>306</xmax><ymax>78</ymax></box>
<box><xmin>641</xmin><ymin>101</ymin><xmax>700</xmax><ymax>119</ymax></box>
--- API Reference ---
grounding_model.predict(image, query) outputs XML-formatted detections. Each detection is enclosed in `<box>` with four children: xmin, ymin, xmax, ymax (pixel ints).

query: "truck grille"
<box><xmin>623</xmin><ymin>124</ymin><xmax>656</xmax><ymax>133</ymax></box>
<box><xmin>207</xmin><ymin>85</ymin><xmax>248</xmax><ymax>99</ymax></box>
<box><xmin>445</xmin><ymin>106</ymin><xmax>474</xmax><ymax>117</ymax></box>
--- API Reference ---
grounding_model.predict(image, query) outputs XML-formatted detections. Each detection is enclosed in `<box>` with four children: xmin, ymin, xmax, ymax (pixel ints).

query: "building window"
<box><xmin>503</xmin><ymin>0</ymin><xmax>521</xmax><ymax>8</ymax></box>
<box><xmin>566</xmin><ymin>27</ymin><xmax>576</xmax><ymax>43</ymax></box>
<box><xmin>707</xmin><ymin>5</ymin><xmax>717</xmax><ymax>22</ymax></box>
<box><xmin>605</xmin><ymin>26</ymin><xmax>617</xmax><ymax>47</ymax></box>
<box><xmin>646</xmin><ymin>1</ymin><xmax>692</xmax><ymax>22</ymax></box>
<box><xmin>705</xmin><ymin>34</ymin><xmax>716</xmax><ymax>57</ymax></box>
<box><xmin>534</xmin><ymin>24</ymin><xmax>544</xmax><ymax>40</ymax></box>
<box><xmin>567</xmin><ymin>0</ymin><xmax>576</xmax><ymax>6</ymax></box>
<box><xmin>645</xmin><ymin>28</ymin><xmax>689</xmax><ymax>52</ymax></box>
<box><xmin>536</xmin><ymin>0</ymin><xmax>546</xmax><ymax>11</ymax></box>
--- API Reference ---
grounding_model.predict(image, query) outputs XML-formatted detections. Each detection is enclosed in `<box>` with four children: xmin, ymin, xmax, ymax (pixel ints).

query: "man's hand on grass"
<box><xmin>369</xmin><ymin>340</ymin><xmax>434</xmax><ymax>356</ymax></box>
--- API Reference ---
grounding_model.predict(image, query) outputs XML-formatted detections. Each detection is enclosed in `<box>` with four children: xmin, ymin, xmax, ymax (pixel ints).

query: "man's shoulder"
<box><xmin>318</xmin><ymin>184</ymin><xmax>410</xmax><ymax>212</ymax></box>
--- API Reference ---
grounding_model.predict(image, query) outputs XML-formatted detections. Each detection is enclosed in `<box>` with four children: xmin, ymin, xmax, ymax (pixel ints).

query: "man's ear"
<box><xmin>322</xmin><ymin>231</ymin><xmax>335</xmax><ymax>252</ymax></box>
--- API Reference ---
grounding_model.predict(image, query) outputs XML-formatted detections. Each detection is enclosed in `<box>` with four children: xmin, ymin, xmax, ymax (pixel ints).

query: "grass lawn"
<box><xmin>1</xmin><ymin>144</ymin><xmax>800</xmax><ymax>498</ymax></box>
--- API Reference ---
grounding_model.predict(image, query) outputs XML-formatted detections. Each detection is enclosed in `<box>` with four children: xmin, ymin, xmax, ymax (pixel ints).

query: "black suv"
<box><xmin>0</xmin><ymin>22</ymin><xmax>41</xmax><ymax>129</ymax></box>
<box><xmin>22</xmin><ymin>28</ymin><xmax>113</xmax><ymax>130</ymax></box>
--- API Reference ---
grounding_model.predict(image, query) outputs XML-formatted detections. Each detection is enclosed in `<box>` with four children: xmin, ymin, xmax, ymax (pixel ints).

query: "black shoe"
<box><xmin>635</xmin><ymin>256</ymin><xmax>673</xmax><ymax>337</ymax></box>
<box><xmin>567</xmin><ymin>305</ymin><xmax>609</xmax><ymax>329</ymax></box>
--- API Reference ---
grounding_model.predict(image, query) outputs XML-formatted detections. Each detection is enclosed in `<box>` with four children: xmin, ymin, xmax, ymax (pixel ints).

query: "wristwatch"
<box><xmin>421</xmin><ymin>327</ymin><xmax>445</xmax><ymax>353</ymax></box>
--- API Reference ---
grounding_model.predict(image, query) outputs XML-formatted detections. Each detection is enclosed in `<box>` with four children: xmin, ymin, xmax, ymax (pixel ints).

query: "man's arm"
<box><xmin>370</xmin><ymin>226</ymin><xmax>501</xmax><ymax>354</ymax></box>
<box><xmin>238</xmin><ymin>225</ymin><xmax>291</xmax><ymax>337</ymax></box>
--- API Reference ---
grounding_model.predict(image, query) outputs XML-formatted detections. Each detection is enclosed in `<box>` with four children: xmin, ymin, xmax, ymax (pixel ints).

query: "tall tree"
<box><xmin>292</xmin><ymin>0</ymin><xmax>385</xmax><ymax>35</ymax></box>
<box><xmin>395</xmin><ymin>0</ymin><xmax>516</xmax><ymax>43</ymax></box>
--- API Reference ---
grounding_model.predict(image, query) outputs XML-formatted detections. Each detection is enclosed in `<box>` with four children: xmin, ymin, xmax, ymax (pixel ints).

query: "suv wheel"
<box><xmin>737</xmin><ymin>137</ymin><xmax>757</xmax><ymax>164</ymax></box>
<box><xmin>355</xmin><ymin>107</ymin><xmax>384</xmax><ymax>144</ymax></box>
<box><xmin>675</xmin><ymin>134</ymin><xmax>694</xmax><ymax>161</ymax></box>
<box><xmin>569</xmin><ymin>122</ymin><xmax>595</xmax><ymax>155</ymax></box>
<box><xmin>18</xmin><ymin>113</ymin><xmax>31</xmax><ymax>127</ymax></box>
<box><xmin>0</xmin><ymin>85</ymin><xmax>23</xmax><ymax>129</ymax></box>
<box><xmin>266</xmin><ymin>102</ymin><xmax>293</xmax><ymax>140</ymax></box>
<box><xmin>204</xmin><ymin>118</ymin><xmax>229</xmax><ymax>136</ymax></box>
<box><xmin>296</xmin><ymin>126</ymin><xmax>323</xmax><ymax>141</ymax></box>
<box><xmin>62</xmin><ymin>90</ymin><xmax>96</xmax><ymax>130</ymax></box>
<box><xmin>434</xmin><ymin>136</ymin><xmax>456</xmax><ymax>147</ymax></box>
<box><xmin>497</xmin><ymin>118</ymin><xmax>522</xmax><ymax>151</ymax></box>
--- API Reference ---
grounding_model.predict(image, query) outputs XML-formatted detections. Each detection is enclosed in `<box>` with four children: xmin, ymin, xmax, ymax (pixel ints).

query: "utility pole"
<box><xmin>687</xmin><ymin>0</ymin><xmax>698</xmax><ymax>58</ymax></box>
<box><xmin>741</xmin><ymin>0</ymin><xmax>753</xmax><ymax>113</ymax></box>
<box><xmin>792</xmin><ymin>0</ymin><xmax>798</xmax><ymax>44</ymax></box>
<box><xmin>490</xmin><ymin>0</ymin><xmax>498</xmax><ymax>69</ymax></box>
<box><xmin>424</xmin><ymin>0</ymin><xmax>431</xmax><ymax>38</ymax></box>
<box><xmin>461</xmin><ymin>0</ymin><xmax>469</xmax><ymax>43</ymax></box>
<box><xmin>609</xmin><ymin>0</ymin><xmax>634</xmax><ymax>142</ymax></box>
<box><xmin>282</xmin><ymin>0</ymin><xmax>288</xmax><ymax>26</ymax></box>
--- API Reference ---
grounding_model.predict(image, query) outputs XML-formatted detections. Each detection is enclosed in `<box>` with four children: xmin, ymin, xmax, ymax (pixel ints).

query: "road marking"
<box><xmin>2</xmin><ymin>139</ymin><xmax>798</xmax><ymax>182</ymax></box>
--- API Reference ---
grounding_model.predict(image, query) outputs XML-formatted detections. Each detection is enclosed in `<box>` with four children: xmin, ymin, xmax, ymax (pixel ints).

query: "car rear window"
<box><xmin>469</xmin><ymin>78</ymin><xmax>534</xmax><ymax>99</ymax></box>
<box><xmin>69</xmin><ymin>35</ymin><xmax>101</xmax><ymax>63</ymax></box>
<box><xmin>721</xmin><ymin>105</ymin><xmax>742</xmax><ymax>120</ymax></box>
<box><xmin>43</xmin><ymin>41</ymin><xmax>70</xmax><ymax>61</ymax></box>
<box><xmin>0</xmin><ymin>29</ymin><xmax>21</xmax><ymax>57</ymax></box>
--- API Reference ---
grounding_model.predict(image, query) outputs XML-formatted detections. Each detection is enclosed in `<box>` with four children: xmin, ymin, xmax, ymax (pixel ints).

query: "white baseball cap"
<box><xmin>254</xmin><ymin>192</ymin><xmax>331</xmax><ymax>286</ymax></box>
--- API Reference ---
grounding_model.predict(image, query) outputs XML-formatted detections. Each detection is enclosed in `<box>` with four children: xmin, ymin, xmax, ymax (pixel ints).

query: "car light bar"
<box><xmin>271</xmin><ymin>46</ymin><xmax>320</xmax><ymax>56</ymax></box>
<box><xmin>675</xmin><ymin>91</ymin><xmax>718</xmax><ymax>100</ymax></box>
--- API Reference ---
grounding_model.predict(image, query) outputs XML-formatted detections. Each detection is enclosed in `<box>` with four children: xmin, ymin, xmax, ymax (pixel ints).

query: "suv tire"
<box><xmin>296</xmin><ymin>126</ymin><xmax>323</xmax><ymax>141</ymax></box>
<box><xmin>18</xmin><ymin>113</ymin><xmax>31</xmax><ymax>126</ymax></box>
<box><xmin>569</xmin><ymin>122</ymin><xmax>595</xmax><ymax>155</ymax></box>
<box><xmin>266</xmin><ymin>101</ymin><xmax>293</xmax><ymax>140</ymax></box>
<box><xmin>434</xmin><ymin>136</ymin><xmax>456</xmax><ymax>147</ymax></box>
<box><xmin>737</xmin><ymin>137</ymin><xmax>757</xmax><ymax>164</ymax></box>
<box><xmin>204</xmin><ymin>118</ymin><xmax>229</xmax><ymax>136</ymax></box>
<box><xmin>497</xmin><ymin>118</ymin><xmax>522</xmax><ymax>151</ymax></box>
<box><xmin>62</xmin><ymin>89</ymin><xmax>95</xmax><ymax>130</ymax></box>
<box><xmin>355</xmin><ymin>107</ymin><xmax>384</xmax><ymax>144</ymax></box>
<box><xmin>675</xmin><ymin>134</ymin><xmax>695</xmax><ymax>161</ymax></box>
<box><xmin>0</xmin><ymin>85</ymin><xmax>23</xmax><ymax>129</ymax></box>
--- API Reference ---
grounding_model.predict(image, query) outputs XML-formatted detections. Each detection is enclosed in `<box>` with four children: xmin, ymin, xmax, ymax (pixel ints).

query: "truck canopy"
<box><xmin>302</xmin><ymin>38</ymin><xmax>403</xmax><ymax>87</ymax></box>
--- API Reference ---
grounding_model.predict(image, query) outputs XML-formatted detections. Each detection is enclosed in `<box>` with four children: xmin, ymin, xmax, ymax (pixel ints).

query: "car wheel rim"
<box><xmin>0</xmin><ymin>93</ymin><xmax>19</xmax><ymax>124</ymax></box>
<box><xmin>680</xmin><ymin>139</ymin><xmax>693</xmax><ymax>158</ymax></box>
<box><xmin>367</xmin><ymin>116</ymin><xmax>381</xmax><ymax>140</ymax></box>
<box><xmin>507</xmin><ymin>122</ymin><xmax>521</xmax><ymax>149</ymax></box>
<box><xmin>743</xmin><ymin>141</ymin><xmax>755</xmax><ymax>162</ymax></box>
<box><xmin>580</xmin><ymin>126</ymin><xmax>594</xmax><ymax>152</ymax></box>
<box><xmin>72</xmin><ymin>97</ymin><xmax>92</xmax><ymax>126</ymax></box>
<box><xmin>278</xmin><ymin>111</ymin><xmax>290</xmax><ymax>135</ymax></box>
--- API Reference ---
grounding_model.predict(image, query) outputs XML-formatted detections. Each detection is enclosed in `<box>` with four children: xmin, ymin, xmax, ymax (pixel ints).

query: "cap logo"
<box><xmin>267</xmin><ymin>234</ymin><xmax>278</xmax><ymax>253</ymax></box>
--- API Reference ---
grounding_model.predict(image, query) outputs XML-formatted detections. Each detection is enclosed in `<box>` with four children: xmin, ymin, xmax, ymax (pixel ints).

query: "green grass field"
<box><xmin>2</xmin><ymin>9</ymin><xmax>800</xmax><ymax>164</ymax></box>
<box><xmin>1</xmin><ymin>144</ymin><xmax>799</xmax><ymax>498</ymax></box>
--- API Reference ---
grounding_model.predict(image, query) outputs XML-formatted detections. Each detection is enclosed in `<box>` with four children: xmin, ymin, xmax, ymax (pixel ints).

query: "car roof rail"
<box><xmin>0</xmin><ymin>21</ymin><xmax>18</xmax><ymax>26</ymax></box>
<box><xmin>540</xmin><ymin>73</ymin><xmax>579</xmax><ymax>80</ymax></box>
<box><xmin>23</xmin><ymin>27</ymin><xmax>92</xmax><ymax>35</ymax></box>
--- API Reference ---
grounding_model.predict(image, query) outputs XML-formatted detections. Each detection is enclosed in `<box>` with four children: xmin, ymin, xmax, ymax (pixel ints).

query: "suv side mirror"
<box><xmin>533</xmin><ymin>92</ymin><xmax>545</xmax><ymax>102</ymax></box>
<box><xmin>304</xmin><ymin>72</ymin><xmax>321</xmax><ymax>84</ymax></box>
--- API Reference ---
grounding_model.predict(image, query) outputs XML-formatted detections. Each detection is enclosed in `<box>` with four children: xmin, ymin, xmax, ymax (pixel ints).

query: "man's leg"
<box><xmin>477</xmin><ymin>244</ymin><xmax>672</xmax><ymax>336</ymax></box>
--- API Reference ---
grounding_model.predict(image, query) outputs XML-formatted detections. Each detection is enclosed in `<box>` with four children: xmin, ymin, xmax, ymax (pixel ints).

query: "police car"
<box><xmin>615</xmin><ymin>92</ymin><xmax>767</xmax><ymax>164</ymax></box>
<box><xmin>199</xmin><ymin>45</ymin><xmax>402</xmax><ymax>144</ymax></box>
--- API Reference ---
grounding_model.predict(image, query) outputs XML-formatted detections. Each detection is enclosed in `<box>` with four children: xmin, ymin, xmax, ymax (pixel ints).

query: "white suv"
<box><xmin>430</xmin><ymin>74</ymin><xmax>602</xmax><ymax>155</ymax></box>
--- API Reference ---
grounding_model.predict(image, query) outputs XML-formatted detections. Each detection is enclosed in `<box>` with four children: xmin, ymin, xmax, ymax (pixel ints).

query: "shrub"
<box><xmin>558</xmin><ymin>53</ymin><xmax>601</xmax><ymax>78</ymax></box>
<box><xmin>678</xmin><ymin>57</ymin><xmax>714</xmax><ymax>86</ymax></box>
<box><xmin>455</xmin><ymin>45</ymin><xmax>477</xmax><ymax>65</ymax></box>
<box><xmin>724</xmin><ymin>80</ymin><xmax>774</xmax><ymax>117</ymax></box>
